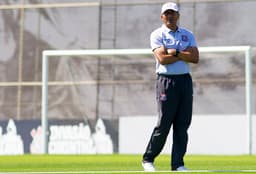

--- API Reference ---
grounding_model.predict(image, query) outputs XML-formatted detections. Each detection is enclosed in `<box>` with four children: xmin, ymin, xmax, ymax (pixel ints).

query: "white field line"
<box><xmin>1</xmin><ymin>170</ymin><xmax>256</xmax><ymax>174</ymax></box>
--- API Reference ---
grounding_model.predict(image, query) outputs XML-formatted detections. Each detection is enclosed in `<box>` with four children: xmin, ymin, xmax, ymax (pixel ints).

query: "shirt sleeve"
<box><xmin>150</xmin><ymin>30</ymin><xmax>163</xmax><ymax>51</ymax></box>
<box><xmin>189</xmin><ymin>32</ymin><xmax>197</xmax><ymax>47</ymax></box>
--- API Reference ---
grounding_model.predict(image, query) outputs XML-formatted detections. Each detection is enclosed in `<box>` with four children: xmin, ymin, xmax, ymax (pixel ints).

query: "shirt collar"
<box><xmin>162</xmin><ymin>24</ymin><xmax>181</xmax><ymax>33</ymax></box>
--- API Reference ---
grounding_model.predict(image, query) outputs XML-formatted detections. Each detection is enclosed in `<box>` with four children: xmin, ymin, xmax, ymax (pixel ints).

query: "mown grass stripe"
<box><xmin>1</xmin><ymin>170</ymin><xmax>256</xmax><ymax>174</ymax></box>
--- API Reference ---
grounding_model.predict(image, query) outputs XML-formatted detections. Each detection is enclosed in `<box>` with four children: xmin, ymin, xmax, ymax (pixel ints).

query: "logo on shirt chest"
<box><xmin>181</xmin><ymin>35</ymin><xmax>188</xmax><ymax>42</ymax></box>
<box><xmin>163</xmin><ymin>38</ymin><xmax>175</xmax><ymax>46</ymax></box>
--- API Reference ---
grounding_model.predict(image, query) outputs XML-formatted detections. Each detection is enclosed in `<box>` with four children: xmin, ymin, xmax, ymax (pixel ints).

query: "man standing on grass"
<box><xmin>142</xmin><ymin>2</ymin><xmax>199</xmax><ymax>172</ymax></box>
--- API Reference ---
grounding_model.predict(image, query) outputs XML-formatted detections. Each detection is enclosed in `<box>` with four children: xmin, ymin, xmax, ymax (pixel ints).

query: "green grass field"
<box><xmin>0</xmin><ymin>155</ymin><xmax>255</xmax><ymax>174</ymax></box>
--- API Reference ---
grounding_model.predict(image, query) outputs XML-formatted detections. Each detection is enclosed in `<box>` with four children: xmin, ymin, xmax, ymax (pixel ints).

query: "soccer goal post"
<box><xmin>41</xmin><ymin>46</ymin><xmax>253</xmax><ymax>154</ymax></box>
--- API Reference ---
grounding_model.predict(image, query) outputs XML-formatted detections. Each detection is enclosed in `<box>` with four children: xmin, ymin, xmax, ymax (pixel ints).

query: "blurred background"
<box><xmin>0</xmin><ymin>0</ymin><xmax>255</xmax><ymax>154</ymax></box>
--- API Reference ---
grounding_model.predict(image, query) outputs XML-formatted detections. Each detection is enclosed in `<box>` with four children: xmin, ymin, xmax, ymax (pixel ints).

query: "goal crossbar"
<box><xmin>41</xmin><ymin>46</ymin><xmax>253</xmax><ymax>154</ymax></box>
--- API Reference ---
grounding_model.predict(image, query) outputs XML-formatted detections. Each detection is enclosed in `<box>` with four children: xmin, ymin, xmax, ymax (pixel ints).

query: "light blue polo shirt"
<box><xmin>150</xmin><ymin>24</ymin><xmax>197</xmax><ymax>75</ymax></box>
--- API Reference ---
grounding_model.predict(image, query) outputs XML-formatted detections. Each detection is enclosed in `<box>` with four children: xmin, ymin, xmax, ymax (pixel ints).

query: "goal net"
<box><xmin>41</xmin><ymin>46</ymin><xmax>253</xmax><ymax>154</ymax></box>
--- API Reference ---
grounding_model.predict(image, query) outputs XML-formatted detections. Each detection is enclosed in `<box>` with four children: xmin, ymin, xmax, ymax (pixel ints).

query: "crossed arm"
<box><xmin>153</xmin><ymin>46</ymin><xmax>199</xmax><ymax>65</ymax></box>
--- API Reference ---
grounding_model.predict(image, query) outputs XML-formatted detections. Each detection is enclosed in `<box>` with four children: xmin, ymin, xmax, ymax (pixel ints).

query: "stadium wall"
<box><xmin>119</xmin><ymin>115</ymin><xmax>256</xmax><ymax>155</ymax></box>
<box><xmin>0</xmin><ymin>115</ymin><xmax>255</xmax><ymax>155</ymax></box>
<box><xmin>0</xmin><ymin>118</ymin><xmax>118</xmax><ymax>154</ymax></box>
